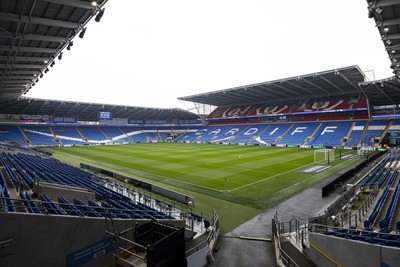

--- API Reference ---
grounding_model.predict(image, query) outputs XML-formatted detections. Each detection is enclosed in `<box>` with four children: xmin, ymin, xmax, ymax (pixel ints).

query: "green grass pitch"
<box><xmin>48</xmin><ymin>142</ymin><xmax>360</xmax><ymax>233</ymax></box>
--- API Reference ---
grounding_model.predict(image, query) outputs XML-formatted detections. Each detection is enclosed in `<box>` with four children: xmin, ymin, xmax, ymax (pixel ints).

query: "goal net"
<box><xmin>314</xmin><ymin>149</ymin><xmax>335</xmax><ymax>164</ymax></box>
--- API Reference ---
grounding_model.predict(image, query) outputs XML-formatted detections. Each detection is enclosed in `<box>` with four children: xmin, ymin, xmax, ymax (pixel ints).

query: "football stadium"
<box><xmin>1</xmin><ymin>1</ymin><xmax>400</xmax><ymax>267</ymax></box>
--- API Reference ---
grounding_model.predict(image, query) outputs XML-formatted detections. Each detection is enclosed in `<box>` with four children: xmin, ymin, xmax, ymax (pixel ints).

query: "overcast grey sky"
<box><xmin>26</xmin><ymin>0</ymin><xmax>392</xmax><ymax>110</ymax></box>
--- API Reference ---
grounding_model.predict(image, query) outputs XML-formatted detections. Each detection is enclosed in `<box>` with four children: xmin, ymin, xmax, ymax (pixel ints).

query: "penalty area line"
<box><xmin>227</xmin><ymin>161</ymin><xmax>316</xmax><ymax>193</ymax></box>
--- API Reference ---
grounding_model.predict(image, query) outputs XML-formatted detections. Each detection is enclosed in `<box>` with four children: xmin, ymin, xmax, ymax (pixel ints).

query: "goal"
<box><xmin>314</xmin><ymin>149</ymin><xmax>335</xmax><ymax>164</ymax></box>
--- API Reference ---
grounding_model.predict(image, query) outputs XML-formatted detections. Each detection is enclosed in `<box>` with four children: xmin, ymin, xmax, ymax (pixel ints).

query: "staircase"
<box><xmin>303</xmin><ymin>122</ymin><xmax>322</xmax><ymax>146</ymax></box>
<box><xmin>342</xmin><ymin>122</ymin><xmax>356</xmax><ymax>145</ymax></box>
<box><xmin>358</xmin><ymin>121</ymin><xmax>370</xmax><ymax>146</ymax></box>
<box><xmin>273</xmin><ymin>124</ymin><xmax>294</xmax><ymax>144</ymax></box>
<box><xmin>75</xmin><ymin>127</ymin><xmax>89</xmax><ymax>144</ymax></box>
<box><xmin>49</xmin><ymin>127</ymin><xmax>63</xmax><ymax>146</ymax></box>
<box><xmin>18</xmin><ymin>127</ymin><xmax>31</xmax><ymax>146</ymax></box>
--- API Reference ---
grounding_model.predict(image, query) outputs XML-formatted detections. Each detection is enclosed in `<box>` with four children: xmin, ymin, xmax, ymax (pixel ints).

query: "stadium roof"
<box><xmin>367</xmin><ymin>0</ymin><xmax>400</xmax><ymax>80</ymax></box>
<box><xmin>359</xmin><ymin>76</ymin><xmax>400</xmax><ymax>106</ymax></box>
<box><xmin>1</xmin><ymin>1</ymin><xmax>400</xmax><ymax>115</ymax></box>
<box><xmin>0</xmin><ymin>97</ymin><xmax>199</xmax><ymax>121</ymax></box>
<box><xmin>179</xmin><ymin>1</ymin><xmax>400</xmax><ymax>108</ymax></box>
<box><xmin>179</xmin><ymin>66</ymin><xmax>368</xmax><ymax>107</ymax></box>
<box><xmin>0</xmin><ymin>0</ymin><xmax>108</xmax><ymax>99</ymax></box>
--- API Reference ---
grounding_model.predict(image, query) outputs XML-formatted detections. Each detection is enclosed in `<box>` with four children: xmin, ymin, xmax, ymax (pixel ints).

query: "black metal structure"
<box><xmin>179</xmin><ymin>66</ymin><xmax>366</xmax><ymax>107</ymax></box>
<box><xmin>367</xmin><ymin>0</ymin><xmax>400</xmax><ymax>80</ymax></box>
<box><xmin>0</xmin><ymin>0</ymin><xmax>108</xmax><ymax>99</ymax></box>
<box><xmin>0</xmin><ymin>97</ymin><xmax>199</xmax><ymax>121</ymax></box>
<box><xmin>1</xmin><ymin>1</ymin><xmax>400</xmax><ymax>119</ymax></box>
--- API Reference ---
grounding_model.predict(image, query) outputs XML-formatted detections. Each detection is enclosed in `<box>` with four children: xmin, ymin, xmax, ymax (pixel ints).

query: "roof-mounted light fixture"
<box><xmin>67</xmin><ymin>41</ymin><xmax>73</xmax><ymax>50</ymax></box>
<box><xmin>50</xmin><ymin>61</ymin><xmax>55</xmax><ymax>67</ymax></box>
<box><xmin>95</xmin><ymin>8</ymin><xmax>105</xmax><ymax>22</ymax></box>
<box><xmin>368</xmin><ymin>7</ymin><xmax>374</xmax><ymax>18</ymax></box>
<box><xmin>79</xmin><ymin>27</ymin><xmax>87</xmax><ymax>39</ymax></box>
<box><xmin>58</xmin><ymin>52</ymin><xmax>63</xmax><ymax>60</ymax></box>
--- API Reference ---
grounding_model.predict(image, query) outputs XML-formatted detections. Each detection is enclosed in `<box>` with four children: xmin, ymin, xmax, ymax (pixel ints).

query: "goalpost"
<box><xmin>314</xmin><ymin>149</ymin><xmax>335</xmax><ymax>165</ymax></box>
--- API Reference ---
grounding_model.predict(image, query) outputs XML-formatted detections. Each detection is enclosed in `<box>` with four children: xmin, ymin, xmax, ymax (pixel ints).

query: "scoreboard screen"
<box><xmin>98</xmin><ymin>111</ymin><xmax>112</xmax><ymax>120</ymax></box>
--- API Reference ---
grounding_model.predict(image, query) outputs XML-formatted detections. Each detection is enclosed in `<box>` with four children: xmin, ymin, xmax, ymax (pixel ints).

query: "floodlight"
<box><xmin>45</xmin><ymin>68</ymin><xmax>49</xmax><ymax>73</ymax></box>
<box><xmin>40</xmin><ymin>73</ymin><xmax>43</xmax><ymax>78</ymax></box>
<box><xmin>50</xmin><ymin>61</ymin><xmax>55</xmax><ymax>67</ymax></box>
<box><xmin>67</xmin><ymin>41</ymin><xmax>73</xmax><ymax>50</ymax></box>
<box><xmin>79</xmin><ymin>27</ymin><xmax>86</xmax><ymax>38</ymax></box>
<box><xmin>58</xmin><ymin>52</ymin><xmax>63</xmax><ymax>60</ymax></box>
<box><xmin>95</xmin><ymin>8</ymin><xmax>105</xmax><ymax>22</ymax></box>
<box><xmin>368</xmin><ymin>7</ymin><xmax>374</xmax><ymax>18</ymax></box>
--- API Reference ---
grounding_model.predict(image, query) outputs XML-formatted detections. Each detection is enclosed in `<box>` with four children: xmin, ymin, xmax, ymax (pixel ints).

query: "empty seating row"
<box><xmin>322</xmin><ymin>228</ymin><xmax>400</xmax><ymax>248</ymax></box>
<box><xmin>19</xmin><ymin>191</ymin><xmax>41</xmax><ymax>214</ymax></box>
<box><xmin>379</xmin><ymin>182</ymin><xmax>400</xmax><ymax>231</ymax></box>
<box><xmin>364</xmin><ymin>186</ymin><xmax>390</xmax><ymax>231</ymax></box>
<box><xmin>0</xmin><ymin>151</ymin><xmax>174</xmax><ymax>221</ymax></box>
<box><xmin>0</xmin><ymin>120</ymin><xmax>391</xmax><ymax>147</ymax></box>
<box><xmin>208</xmin><ymin>98</ymin><xmax>368</xmax><ymax>120</ymax></box>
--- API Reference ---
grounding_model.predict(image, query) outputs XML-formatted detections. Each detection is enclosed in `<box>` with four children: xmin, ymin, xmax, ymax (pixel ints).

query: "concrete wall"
<box><xmin>0</xmin><ymin>213</ymin><xmax>185</xmax><ymax>267</ymax></box>
<box><xmin>152</xmin><ymin>184</ymin><xmax>194</xmax><ymax>206</ymax></box>
<box><xmin>34</xmin><ymin>182</ymin><xmax>95</xmax><ymax>203</ymax></box>
<box><xmin>309</xmin><ymin>232</ymin><xmax>400</xmax><ymax>267</ymax></box>
<box><xmin>80</xmin><ymin>163</ymin><xmax>194</xmax><ymax>205</ymax></box>
<box><xmin>187</xmin><ymin>245</ymin><xmax>210</xmax><ymax>267</ymax></box>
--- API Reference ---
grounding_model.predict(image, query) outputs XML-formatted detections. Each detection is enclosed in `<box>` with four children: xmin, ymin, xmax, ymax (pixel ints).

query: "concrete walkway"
<box><xmin>211</xmin><ymin>182</ymin><xmax>342</xmax><ymax>267</ymax></box>
<box><xmin>211</xmin><ymin>156</ymin><xmax>373</xmax><ymax>267</ymax></box>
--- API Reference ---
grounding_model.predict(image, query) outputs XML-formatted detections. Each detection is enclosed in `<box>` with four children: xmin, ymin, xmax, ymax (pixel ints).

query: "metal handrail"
<box><xmin>185</xmin><ymin>209</ymin><xmax>219</xmax><ymax>256</ymax></box>
<box><xmin>272</xmin><ymin>214</ymin><xmax>302</xmax><ymax>267</ymax></box>
<box><xmin>105</xmin><ymin>230</ymin><xmax>147</xmax><ymax>260</ymax></box>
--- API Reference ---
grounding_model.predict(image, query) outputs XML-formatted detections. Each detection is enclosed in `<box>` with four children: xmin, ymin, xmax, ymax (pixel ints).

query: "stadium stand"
<box><xmin>78</xmin><ymin>126</ymin><xmax>108</xmax><ymax>144</ymax></box>
<box><xmin>209</xmin><ymin>125</ymin><xmax>249</xmax><ymax>143</ymax></box>
<box><xmin>307</xmin><ymin>121</ymin><xmax>353</xmax><ymax>146</ymax></box>
<box><xmin>231</xmin><ymin>124</ymin><xmax>269</xmax><ymax>144</ymax></box>
<box><xmin>174</xmin><ymin>127</ymin><xmax>207</xmax><ymax>142</ymax></box>
<box><xmin>362</xmin><ymin>120</ymin><xmax>390</xmax><ymax>145</ymax></box>
<box><xmin>248</xmin><ymin>123</ymin><xmax>293</xmax><ymax>145</ymax></box>
<box><xmin>22</xmin><ymin>126</ymin><xmax>58</xmax><ymax>146</ymax></box>
<box><xmin>277</xmin><ymin>122</ymin><xmax>319</xmax><ymax>145</ymax></box>
<box><xmin>345</xmin><ymin>121</ymin><xmax>367</xmax><ymax>146</ymax></box>
<box><xmin>0</xmin><ymin>126</ymin><xmax>29</xmax><ymax>145</ymax></box>
<box><xmin>51</xmin><ymin>126</ymin><xmax>87</xmax><ymax>145</ymax></box>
